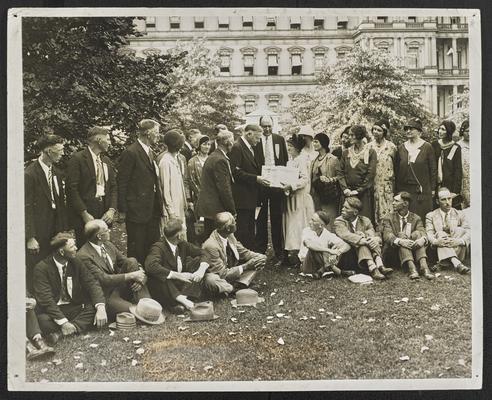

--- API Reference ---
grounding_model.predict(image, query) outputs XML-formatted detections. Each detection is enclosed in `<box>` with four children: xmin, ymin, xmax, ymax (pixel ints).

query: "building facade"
<box><xmin>127</xmin><ymin>13</ymin><xmax>469</xmax><ymax>122</ymax></box>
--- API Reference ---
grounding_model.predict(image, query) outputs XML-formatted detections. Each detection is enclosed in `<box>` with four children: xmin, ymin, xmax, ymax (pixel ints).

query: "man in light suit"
<box><xmin>202</xmin><ymin>212</ymin><xmax>266</xmax><ymax>295</ymax></box>
<box><xmin>425</xmin><ymin>187</ymin><xmax>470</xmax><ymax>274</ymax></box>
<box><xmin>229</xmin><ymin>124</ymin><xmax>270</xmax><ymax>250</ymax></box>
<box><xmin>77</xmin><ymin>220</ymin><xmax>150</xmax><ymax>319</ymax></box>
<box><xmin>334</xmin><ymin>197</ymin><xmax>393</xmax><ymax>280</ymax></box>
<box><xmin>254</xmin><ymin>115</ymin><xmax>289</xmax><ymax>261</ymax></box>
<box><xmin>195</xmin><ymin>130</ymin><xmax>236</xmax><ymax>239</ymax></box>
<box><xmin>117</xmin><ymin>119</ymin><xmax>163</xmax><ymax>264</ymax></box>
<box><xmin>381</xmin><ymin>192</ymin><xmax>434</xmax><ymax>280</ymax></box>
<box><xmin>66</xmin><ymin>126</ymin><xmax>117</xmax><ymax>246</ymax></box>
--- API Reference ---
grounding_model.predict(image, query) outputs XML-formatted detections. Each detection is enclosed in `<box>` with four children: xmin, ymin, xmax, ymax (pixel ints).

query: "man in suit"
<box><xmin>145</xmin><ymin>218</ymin><xmax>208</xmax><ymax>313</ymax></box>
<box><xmin>195</xmin><ymin>130</ymin><xmax>236</xmax><ymax>239</ymax></box>
<box><xmin>381</xmin><ymin>192</ymin><xmax>434</xmax><ymax>280</ymax></box>
<box><xmin>77</xmin><ymin>220</ymin><xmax>150</xmax><ymax>319</ymax></box>
<box><xmin>334</xmin><ymin>197</ymin><xmax>393</xmax><ymax>280</ymax></box>
<box><xmin>180</xmin><ymin>128</ymin><xmax>200</xmax><ymax>162</ymax></box>
<box><xmin>208</xmin><ymin>123</ymin><xmax>228</xmax><ymax>155</ymax></box>
<box><xmin>66</xmin><ymin>126</ymin><xmax>117</xmax><ymax>246</ymax></box>
<box><xmin>425</xmin><ymin>187</ymin><xmax>470</xmax><ymax>274</ymax></box>
<box><xmin>25</xmin><ymin>134</ymin><xmax>69</xmax><ymax>292</ymax></box>
<box><xmin>33</xmin><ymin>232</ymin><xmax>107</xmax><ymax>343</ymax></box>
<box><xmin>229</xmin><ymin>124</ymin><xmax>270</xmax><ymax>250</ymax></box>
<box><xmin>117</xmin><ymin>119</ymin><xmax>163</xmax><ymax>264</ymax></box>
<box><xmin>202</xmin><ymin>212</ymin><xmax>266</xmax><ymax>295</ymax></box>
<box><xmin>254</xmin><ymin>115</ymin><xmax>289</xmax><ymax>260</ymax></box>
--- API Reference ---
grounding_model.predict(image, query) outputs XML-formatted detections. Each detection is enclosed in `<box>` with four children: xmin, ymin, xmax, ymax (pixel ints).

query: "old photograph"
<box><xmin>7</xmin><ymin>7</ymin><xmax>482</xmax><ymax>391</ymax></box>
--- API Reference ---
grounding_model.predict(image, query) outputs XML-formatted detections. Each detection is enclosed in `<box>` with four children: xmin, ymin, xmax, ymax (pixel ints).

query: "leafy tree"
<box><xmin>445</xmin><ymin>86</ymin><xmax>469</xmax><ymax>130</ymax></box>
<box><xmin>289</xmin><ymin>46</ymin><xmax>437</xmax><ymax>145</ymax></box>
<box><xmin>23</xmin><ymin>17</ymin><xmax>183</xmax><ymax>160</ymax></box>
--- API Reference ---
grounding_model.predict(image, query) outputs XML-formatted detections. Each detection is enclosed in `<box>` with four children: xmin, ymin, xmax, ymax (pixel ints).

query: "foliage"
<box><xmin>23</xmin><ymin>17</ymin><xmax>183</xmax><ymax>161</ymax></box>
<box><xmin>445</xmin><ymin>86</ymin><xmax>469</xmax><ymax>130</ymax></box>
<box><xmin>289</xmin><ymin>46</ymin><xmax>437</xmax><ymax>145</ymax></box>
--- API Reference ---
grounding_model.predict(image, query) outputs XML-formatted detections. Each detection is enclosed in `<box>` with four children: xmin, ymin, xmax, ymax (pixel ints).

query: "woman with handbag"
<box><xmin>395</xmin><ymin>118</ymin><xmax>437</xmax><ymax>222</ymax></box>
<box><xmin>310</xmin><ymin>132</ymin><xmax>341</xmax><ymax>230</ymax></box>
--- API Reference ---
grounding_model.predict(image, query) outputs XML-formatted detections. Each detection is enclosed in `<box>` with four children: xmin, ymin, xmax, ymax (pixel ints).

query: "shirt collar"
<box><xmin>399</xmin><ymin>211</ymin><xmax>410</xmax><ymax>220</ymax></box>
<box><xmin>137</xmin><ymin>139</ymin><xmax>150</xmax><ymax>156</ymax></box>
<box><xmin>241</xmin><ymin>136</ymin><xmax>254</xmax><ymax>153</ymax></box>
<box><xmin>166</xmin><ymin>239</ymin><xmax>177</xmax><ymax>254</ymax></box>
<box><xmin>185</xmin><ymin>141</ymin><xmax>193</xmax><ymax>150</ymax></box>
<box><xmin>351</xmin><ymin>216</ymin><xmax>359</xmax><ymax>228</ymax></box>
<box><xmin>53</xmin><ymin>256</ymin><xmax>67</xmax><ymax>271</ymax></box>
<box><xmin>439</xmin><ymin>209</ymin><xmax>450</xmax><ymax>220</ymax></box>
<box><xmin>89</xmin><ymin>241</ymin><xmax>102</xmax><ymax>255</ymax></box>
<box><xmin>38</xmin><ymin>157</ymin><xmax>51</xmax><ymax>175</ymax></box>
<box><xmin>88</xmin><ymin>146</ymin><xmax>100</xmax><ymax>161</ymax></box>
<box><xmin>218</xmin><ymin>234</ymin><xmax>228</xmax><ymax>248</ymax></box>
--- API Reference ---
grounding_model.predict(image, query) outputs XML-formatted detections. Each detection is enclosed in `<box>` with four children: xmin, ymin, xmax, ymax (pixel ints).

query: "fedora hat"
<box><xmin>231</xmin><ymin>289</ymin><xmax>265</xmax><ymax>307</ymax></box>
<box><xmin>184</xmin><ymin>301</ymin><xmax>219</xmax><ymax>322</ymax></box>
<box><xmin>129</xmin><ymin>298</ymin><xmax>165</xmax><ymax>325</ymax></box>
<box><xmin>108</xmin><ymin>312</ymin><xmax>137</xmax><ymax>330</ymax></box>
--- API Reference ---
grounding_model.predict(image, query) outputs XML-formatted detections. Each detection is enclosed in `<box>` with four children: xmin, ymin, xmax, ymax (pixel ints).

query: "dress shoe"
<box><xmin>379</xmin><ymin>266</ymin><xmax>394</xmax><ymax>275</ymax></box>
<box><xmin>408</xmin><ymin>263</ymin><xmax>420</xmax><ymax>280</ymax></box>
<box><xmin>32</xmin><ymin>337</ymin><xmax>56</xmax><ymax>355</ymax></box>
<box><xmin>419</xmin><ymin>265</ymin><xmax>435</xmax><ymax>280</ymax></box>
<box><xmin>170</xmin><ymin>305</ymin><xmax>186</xmax><ymax>314</ymax></box>
<box><xmin>456</xmin><ymin>263</ymin><xmax>470</xmax><ymax>274</ymax></box>
<box><xmin>370</xmin><ymin>268</ymin><xmax>386</xmax><ymax>280</ymax></box>
<box><xmin>26</xmin><ymin>340</ymin><xmax>53</xmax><ymax>361</ymax></box>
<box><xmin>46</xmin><ymin>332</ymin><xmax>61</xmax><ymax>346</ymax></box>
<box><xmin>340</xmin><ymin>270</ymin><xmax>356</xmax><ymax>277</ymax></box>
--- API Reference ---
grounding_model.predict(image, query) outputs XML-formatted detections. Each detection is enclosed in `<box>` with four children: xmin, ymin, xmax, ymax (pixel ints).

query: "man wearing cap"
<box><xmin>77</xmin><ymin>220</ymin><xmax>151</xmax><ymax>319</ymax></box>
<box><xmin>117</xmin><ymin>119</ymin><xmax>163</xmax><ymax>264</ymax></box>
<box><xmin>66</xmin><ymin>126</ymin><xmax>117</xmax><ymax>246</ymax></box>
<box><xmin>32</xmin><ymin>232</ymin><xmax>107</xmax><ymax>342</ymax></box>
<box><xmin>229</xmin><ymin>124</ymin><xmax>271</xmax><ymax>250</ymax></box>
<box><xmin>202</xmin><ymin>212</ymin><xmax>266</xmax><ymax>295</ymax></box>
<box><xmin>425</xmin><ymin>187</ymin><xmax>470</xmax><ymax>274</ymax></box>
<box><xmin>334</xmin><ymin>197</ymin><xmax>393</xmax><ymax>280</ymax></box>
<box><xmin>254</xmin><ymin>115</ymin><xmax>289</xmax><ymax>261</ymax></box>
<box><xmin>25</xmin><ymin>134</ymin><xmax>69</xmax><ymax>291</ymax></box>
<box><xmin>381</xmin><ymin>192</ymin><xmax>434</xmax><ymax>280</ymax></box>
<box><xmin>145</xmin><ymin>218</ymin><xmax>208</xmax><ymax>313</ymax></box>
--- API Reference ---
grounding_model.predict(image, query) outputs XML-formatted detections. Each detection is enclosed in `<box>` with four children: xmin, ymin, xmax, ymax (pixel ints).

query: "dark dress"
<box><xmin>431</xmin><ymin>140</ymin><xmax>462</xmax><ymax>208</ymax></box>
<box><xmin>395</xmin><ymin>140</ymin><xmax>437</xmax><ymax>222</ymax></box>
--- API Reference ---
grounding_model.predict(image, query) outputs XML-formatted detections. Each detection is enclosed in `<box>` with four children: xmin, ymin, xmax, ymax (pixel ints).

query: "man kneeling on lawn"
<box><xmin>77</xmin><ymin>220</ymin><xmax>151</xmax><ymax>320</ymax></box>
<box><xmin>33</xmin><ymin>232</ymin><xmax>107</xmax><ymax>343</ymax></box>
<box><xmin>145</xmin><ymin>218</ymin><xmax>208</xmax><ymax>314</ymax></box>
<box><xmin>334</xmin><ymin>197</ymin><xmax>393</xmax><ymax>280</ymax></box>
<box><xmin>202</xmin><ymin>212</ymin><xmax>266</xmax><ymax>295</ymax></box>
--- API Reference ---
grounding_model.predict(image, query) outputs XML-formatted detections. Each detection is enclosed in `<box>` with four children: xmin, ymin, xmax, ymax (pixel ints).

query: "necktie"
<box><xmin>226</xmin><ymin>242</ymin><xmax>236</xmax><ymax>268</ymax></box>
<box><xmin>100</xmin><ymin>245</ymin><xmax>114</xmax><ymax>273</ymax></box>
<box><xmin>148</xmin><ymin>149</ymin><xmax>155</xmax><ymax>166</ymax></box>
<box><xmin>95</xmin><ymin>156</ymin><xmax>105</xmax><ymax>197</ymax></box>
<box><xmin>401</xmin><ymin>217</ymin><xmax>407</xmax><ymax>232</ymax></box>
<box><xmin>443</xmin><ymin>212</ymin><xmax>450</xmax><ymax>233</ymax></box>
<box><xmin>47</xmin><ymin>167</ymin><xmax>56</xmax><ymax>209</ymax></box>
<box><xmin>264</xmin><ymin>136</ymin><xmax>274</xmax><ymax>166</ymax></box>
<box><xmin>61</xmin><ymin>264</ymin><xmax>71</xmax><ymax>302</ymax></box>
<box><xmin>174</xmin><ymin>248</ymin><xmax>182</xmax><ymax>273</ymax></box>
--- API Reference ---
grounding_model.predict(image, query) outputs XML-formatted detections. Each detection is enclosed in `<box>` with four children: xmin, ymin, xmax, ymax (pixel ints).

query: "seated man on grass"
<box><xmin>334</xmin><ymin>197</ymin><xmax>393</xmax><ymax>280</ymax></box>
<box><xmin>298</xmin><ymin>211</ymin><xmax>351</xmax><ymax>278</ymax></box>
<box><xmin>145</xmin><ymin>218</ymin><xmax>209</xmax><ymax>314</ymax></box>
<box><xmin>202</xmin><ymin>212</ymin><xmax>266</xmax><ymax>295</ymax></box>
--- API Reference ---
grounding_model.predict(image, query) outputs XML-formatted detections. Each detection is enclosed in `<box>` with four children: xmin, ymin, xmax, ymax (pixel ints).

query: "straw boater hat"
<box><xmin>129</xmin><ymin>298</ymin><xmax>165</xmax><ymax>325</ymax></box>
<box><xmin>298</xmin><ymin>125</ymin><xmax>315</xmax><ymax>138</ymax></box>
<box><xmin>231</xmin><ymin>289</ymin><xmax>265</xmax><ymax>307</ymax></box>
<box><xmin>108</xmin><ymin>312</ymin><xmax>137</xmax><ymax>330</ymax></box>
<box><xmin>184</xmin><ymin>301</ymin><xmax>219</xmax><ymax>322</ymax></box>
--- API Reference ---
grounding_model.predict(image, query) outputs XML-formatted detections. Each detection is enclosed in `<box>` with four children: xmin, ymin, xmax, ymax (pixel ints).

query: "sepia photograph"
<box><xmin>7</xmin><ymin>7</ymin><xmax>482</xmax><ymax>391</ymax></box>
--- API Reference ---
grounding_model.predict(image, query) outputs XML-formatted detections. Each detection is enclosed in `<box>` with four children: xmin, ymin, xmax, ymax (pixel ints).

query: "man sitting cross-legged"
<box><xmin>145</xmin><ymin>218</ymin><xmax>209</xmax><ymax>313</ymax></box>
<box><xmin>33</xmin><ymin>232</ymin><xmax>107</xmax><ymax>343</ymax></box>
<box><xmin>202</xmin><ymin>212</ymin><xmax>266</xmax><ymax>296</ymax></box>
<box><xmin>381</xmin><ymin>192</ymin><xmax>434</xmax><ymax>280</ymax></box>
<box><xmin>77</xmin><ymin>219</ymin><xmax>151</xmax><ymax>320</ymax></box>
<box><xmin>334</xmin><ymin>197</ymin><xmax>393</xmax><ymax>280</ymax></box>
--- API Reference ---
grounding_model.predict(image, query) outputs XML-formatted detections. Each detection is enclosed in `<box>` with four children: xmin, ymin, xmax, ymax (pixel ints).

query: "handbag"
<box><xmin>311</xmin><ymin>167</ymin><xmax>340</xmax><ymax>203</ymax></box>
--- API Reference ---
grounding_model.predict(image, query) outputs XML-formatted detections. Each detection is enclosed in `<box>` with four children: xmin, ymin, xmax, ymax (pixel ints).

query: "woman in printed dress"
<box><xmin>187</xmin><ymin>135</ymin><xmax>211</xmax><ymax>205</ymax></box>
<box><xmin>457</xmin><ymin>120</ymin><xmax>470</xmax><ymax>208</ymax></box>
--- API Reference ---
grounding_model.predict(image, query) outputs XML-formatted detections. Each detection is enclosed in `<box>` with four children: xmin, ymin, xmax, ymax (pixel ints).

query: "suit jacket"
<box><xmin>333</xmin><ymin>215</ymin><xmax>381</xmax><ymax>248</ymax></box>
<box><xmin>202</xmin><ymin>230</ymin><xmax>258</xmax><ymax>276</ymax></box>
<box><xmin>25</xmin><ymin>160</ymin><xmax>68</xmax><ymax>248</ymax></box>
<box><xmin>33</xmin><ymin>256</ymin><xmax>105</xmax><ymax>321</ymax></box>
<box><xmin>254</xmin><ymin>133</ymin><xmax>288</xmax><ymax>167</ymax></box>
<box><xmin>425</xmin><ymin>208</ymin><xmax>470</xmax><ymax>246</ymax></box>
<box><xmin>77</xmin><ymin>241</ymin><xmax>139</xmax><ymax>298</ymax></box>
<box><xmin>180</xmin><ymin>142</ymin><xmax>194</xmax><ymax>162</ymax></box>
<box><xmin>195</xmin><ymin>149</ymin><xmax>236</xmax><ymax>219</ymax></box>
<box><xmin>66</xmin><ymin>148</ymin><xmax>117</xmax><ymax>222</ymax></box>
<box><xmin>229</xmin><ymin>138</ymin><xmax>261</xmax><ymax>210</ymax></box>
<box><xmin>117</xmin><ymin>141</ymin><xmax>163</xmax><ymax>223</ymax></box>
<box><xmin>381</xmin><ymin>211</ymin><xmax>426</xmax><ymax>246</ymax></box>
<box><xmin>144</xmin><ymin>239</ymin><xmax>203</xmax><ymax>282</ymax></box>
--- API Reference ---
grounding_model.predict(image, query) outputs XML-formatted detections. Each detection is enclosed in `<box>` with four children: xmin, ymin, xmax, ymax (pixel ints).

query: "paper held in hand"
<box><xmin>261</xmin><ymin>165</ymin><xmax>299</xmax><ymax>188</ymax></box>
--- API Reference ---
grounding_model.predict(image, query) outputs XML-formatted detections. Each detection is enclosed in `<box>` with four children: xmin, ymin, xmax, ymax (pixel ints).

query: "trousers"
<box><xmin>36</xmin><ymin>303</ymin><xmax>96</xmax><ymax>334</ymax></box>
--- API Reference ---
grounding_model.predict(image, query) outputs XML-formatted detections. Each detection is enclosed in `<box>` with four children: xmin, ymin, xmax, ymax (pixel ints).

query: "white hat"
<box><xmin>298</xmin><ymin>125</ymin><xmax>315</xmax><ymax>138</ymax></box>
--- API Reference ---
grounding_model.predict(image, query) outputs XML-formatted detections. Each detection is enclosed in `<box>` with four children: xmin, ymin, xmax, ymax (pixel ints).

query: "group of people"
<box><xmin>23</xmin><ymin>115</ymin><xmax>471</xmax><ymax>360</ymax></box>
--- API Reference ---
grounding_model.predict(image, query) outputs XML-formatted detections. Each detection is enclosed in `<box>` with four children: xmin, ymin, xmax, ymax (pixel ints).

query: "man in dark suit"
<box><xmin>117</xmin><ymin>119</ymin><xmax>163</xmax><ymax>264</ymax></box>
<box><xmin>33</xmin><ymin>232</ymin><xmax>107</xmax><ymax>342</ymax></box>
<box><xmin>195</xmin><ymin>130</ymin><xmax>236</xmax><ymax>239</ymax></box>
<box><xmin>208</xmin><ymin>123</ymin><xmax>228</xmax><ymax>155</ymax></box>
<box><xmin>145</xmin><ymin>218</ymin><xmax>208</xmax><ymax>313</ymax></box>
<box><xmin>229</xmin><ymin>124</ymin><xmax>270</xmax><ymax>250</ymax></box>
<box><xmin>25</xmin><ymin>134</ymin><xmax>69</xmax><ymax>292</ymax></box>
<box><xmin>66</xmin><ymin>126</ymin><xmax>117</xmax><ymax>247</ymax></box>
<box><xmin>254</xmin><ymin>115</ymin><xmax>289</xmax><ymax>260</ymax></box>
<box><xmin>180</xmin><ymin>128</ymin><xmax>200</xmax><ymax>162</ymax></box>
<box><xmin>381</xmin><ymin>192</ymin><xmax>434</xmax><ymax>280</ymax></box>
<box><xmin>77</xmin><ymin>220</ymin><xmax>151</xmax><ymax>319</ymax></box>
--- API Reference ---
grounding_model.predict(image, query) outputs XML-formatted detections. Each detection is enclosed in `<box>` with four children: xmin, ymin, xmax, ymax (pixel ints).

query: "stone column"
<box><xmin>431</xmin><ymin>85</ymin><xmax>438</xmax><ymax>115</ymax></box>
<box><xmin>451</xmin><ymin>38</ymin><xmax>458</xmax><ymax>68</ymax></box>
<box><xmin>423</xmin><ymin>37</ymin><xmax>429</xmax><ymax>67</ymax></box>
<box><xmin>425</xmin><ymin>85</ymin><xmax>432</xmax><ymax>111</ymax></box>
<box><xmin>393</xmin><ymin>36</ymin><xmax>399</xmax><ymax>60</ymax></box>
<box><xmin>452</xmin><ymin>85</ymin><xmax>458</xmax><ymax>112</ymax></box>
<box><xmin>431</xmin><ymin>37</ymin><xmax>437</xmax><ymax>66</ymax></box>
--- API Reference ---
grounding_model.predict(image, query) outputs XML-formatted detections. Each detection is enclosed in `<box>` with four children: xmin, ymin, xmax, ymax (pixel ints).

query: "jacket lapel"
<box><xmin>163</xmin><ymin>240</ymin><xmax>177</xmax><ymax>269</ymax></box>
<box><xmin>34</xmin><ymin>161</ymin><xmax>53</xmax><ymax>202</ymax></box>
<box><xmin>212</xmin><ymin>231</ymin><xmax>227</xmax><ymax>263</ymax></box>
<box><xmin>240</xmin><ymin>139</ymin><xmax>258</xmax><ymax>169</ymax></box>
<box><xmin>392</xmin><ymin>213</ymin><xmax>401</xmax><ymax>233</ymax></box>
<box><xmin>84</xmin><ymin>243</ymin><xmax>113</xmax><ymax>274</ymax></box>
<box><xmin>48</xmin><ymin>257</ymin><xmax>62</xmax><ymax>299</ymax></box>
<box><xmin>134</xmin><ymin>142</ymin><xmax>154</xmax><ymax>173</ymax></box>
<box><xmin>82</xmin><ymin>148</ymin><xmax>96</xmax><ymax>181</ymax></box>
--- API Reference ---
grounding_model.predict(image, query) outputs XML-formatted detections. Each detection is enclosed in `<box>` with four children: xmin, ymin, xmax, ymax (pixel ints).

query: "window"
<box><xmin>290</xmin><ymin>16</ymin><xmax>301</xmax><ymax>30</ymax></box>
<box><xmin>220</xmin><ymin>55</ymin><xmax>230</xmax><ymax>75</ymax></box>
<box><xmin>337</xmin><ymin>16</ymin><xmax>348</xmax><ymax>30</ymax></box>
<box><xmin>218</xmin><ymin>16</ymin><xmax>229</xmax><ymax>29</ymax></box>
<box><xmin>406</xmin><ymin>46</ymin><xmax>419</xmax><ymax>69</ymax></box>
<box><xmin>376</xmin><ymin>16</ymin><xmax>388</xmax><ymax>23</ymax></box>
<box><xmin>268</xmin><ymin>95</ymin><xmax>281</xmax><ymax>112</ymax></box>
<box><xmin>267</xmin><ymin>54</ymin><xmax>279</xmax><ymax>76</ymax></box>
<box><xmin>408</xmin><ymin>16</ymin><xmax>417</xmax><ymax>23</ymax></box>
<box><xmin>266</xmin><ymin>17</ymin><xmax>276</xmax><ymax>29</ymax></box>
<box><xmin>336</xmin><ymin>46</ymin><xmax>351</xmax><ymax>59</ymax></box>
<box><xmin>450</xmin><ymin>17</ymin><xmax>460</xmax><ymax>24</ymax></box>
<box><xmin>291</xmin><ymin>54</ymin><xmax>302</xmax><ymax>75</ymax></box>
<box><xmin>314</xmin><ymin>52</ymin><xmax>326</xmax><ymax>70</ymax></box>
<box><xmin>243</xmin><ymin>16</ymin><xmax>253</xmax><ymax>29</ymax></box>
<box><xmin>170</xmin><ymin>16</ymin><xmax>180</xmax><ymax>29</ymax></box>
<box><xmin>194</xmin><ymin>17</ymin><xmax>204</xmax><ymax>29</ymax></box>
<box><xmin>243</xmin><ymin>55</ymin><xmax>254</xmax><ymax>75</ymax></box>
<box><xmin>314</xmin><ymin>18</ymin><xmax>324</xmax><ymax>30</ymax></box>
<box><xmin>146</xmin><ymin>17</ymin><xmax>156</xmax><ymax>29</ymax></box>
<box><xmin>244</xmin><ymin>97</ymin><xmax>256</xmax><ymax>114</ymax></box>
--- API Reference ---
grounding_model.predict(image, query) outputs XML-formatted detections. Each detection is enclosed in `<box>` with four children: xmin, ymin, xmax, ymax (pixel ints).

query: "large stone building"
<box><xmin>127</xmin><ymin>13</ymin><xmax>469</xmax><ymax>122</ymax></box>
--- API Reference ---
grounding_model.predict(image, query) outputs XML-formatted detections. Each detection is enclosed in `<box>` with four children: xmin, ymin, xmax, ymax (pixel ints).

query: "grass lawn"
<box><xmin>26</xmin><ymin>223</ymin><xmax>472</xmax><ymax>382</ymax></box>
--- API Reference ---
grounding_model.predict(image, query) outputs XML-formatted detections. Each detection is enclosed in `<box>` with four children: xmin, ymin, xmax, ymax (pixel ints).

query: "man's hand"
<box><xmin>446</xmin><ymin>238</ymin><xmax>463</xmax><ymax>247</ymax></box>
<box><xmin>117</xmin><ymin>211</ymin><xmax>125</xmax><ymax>223</ymax></box>
<box><xmin>412</xmin><ymin>237</ymin><xmax>426</xmax><ymax>249</ymax></box>
<box><xmin>320</xmin><ymin>176</ymin><xmax>334</xmax><ymax>183</ymax></box>
<box><xmin>129</xmin><ymin>269</ymin><xmax>147</xmax><ymax>284</ymax></box>
<box><xmin>192</xmin><ymin>269</ymin><xmax>205</xmax><ymax>283</ymax></box>
<box><xmin>93</xmin><ymin>305</ymin><xmax>108</xmax><ymax>329</ymax></box>
<box><xmin>399</xmin><ymin>239</ymin><xmax>415</xmax><ymax>249</ymax></box>
<box><xmin>81</xmin><ymin>210</ymin><xmax>95</xmax><ymax>224</ymax></box>
<box><xmin>102</xmin><ymin>208</ymin><xmax>116</xmax><ymax>225</ymax></box>
<box><xmin>170</xmin><ymin>272</ymin><xmax>193</xmax><ymax>283</ymax></box>
<box><xmin>343</xmin><ymin>189</ymin><xmax>352</xmax><ymax>196</ymax></box>
<box><xmin>256</xmin><ymin>177</ymin><xmax>271</xmax><ymax>187</ymax></box>
<box><xmin>26</xmin><ymin>237</ymin><xmax>40</xmax><ymax>254</ymax></box>
<box><xmin>366</xmin><ymin>236</ymin><xmax>379</xmax><ymax>250</ymax></box>
<box><xmin>130</xmin><ymin>282</ymin><xmax>143</xmax><ymax>292</ymax></box>
<box><xmin>350</xmin><ymin>190</ymin><xmax>359</xmax><ymax>196</ymax></box>
<box><xmin>61</xmin><ymin>321</ymin><xmax>77</xmax><ymax>336</ymax></box>
<box><xmin>188</xmin><ymin>202</ymin><xmax>194</xmax><ymax>211</ymax></box>
<box><xmin>435</xmin><ymin>238</ymin><xmax>449</xmax><ymax>247</ymax></box>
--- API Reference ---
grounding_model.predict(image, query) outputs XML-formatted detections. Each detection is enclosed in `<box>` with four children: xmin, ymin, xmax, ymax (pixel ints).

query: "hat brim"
<box><xmin>183</xmin><ymin>315</ymin><xmax>219</xmax><ymax>322</ymax></box>
<box><xmin>129</xmin><ymin>305</ymin><xmax>166</xmax><ymax>325</ymax></box>
<box><xmin>231</xmin><ymin>297</ymin><xmax>265</xmax><ymax>307</ymax></box>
